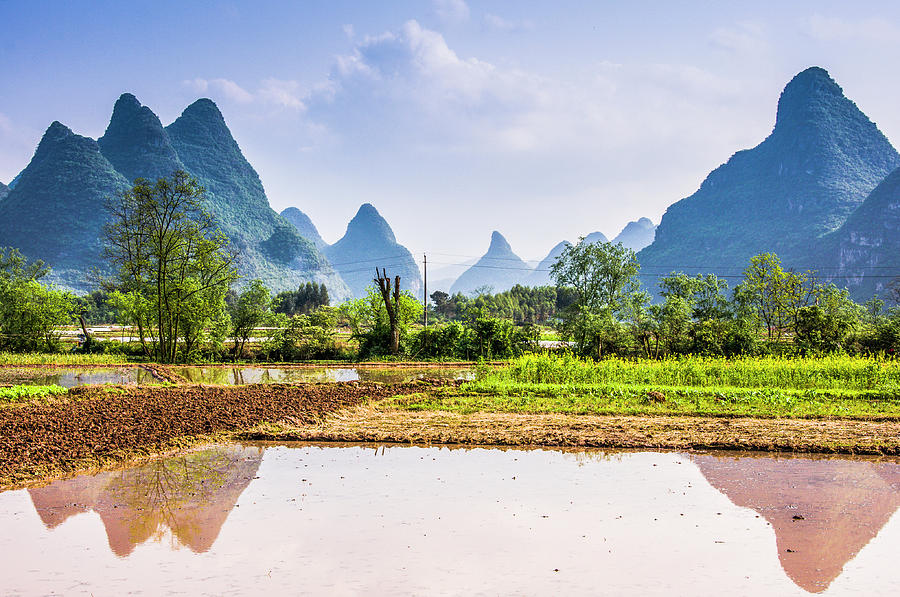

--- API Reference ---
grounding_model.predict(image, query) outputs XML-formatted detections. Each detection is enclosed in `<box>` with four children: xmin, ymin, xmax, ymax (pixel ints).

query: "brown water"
<box><xmin>0</xmin><ymin>367</ymin><xmax>156</xmax><ymax>388</ymax></box>
<box><xmin>2</xmin><ymin>444</ymin><xmax>900</xmax><ymax>595</ymax></box>
<box><xmin>170</xmin><ymin>366</ymin><xmax>474</xmax><ymax>384</ymax></box>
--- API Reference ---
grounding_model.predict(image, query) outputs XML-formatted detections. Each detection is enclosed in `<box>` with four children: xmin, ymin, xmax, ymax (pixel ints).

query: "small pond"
<box><xmin>2</xmin><ymin>444</ymin><xmax>900</xmax><ymax>595</ymax></box>
<box><xmin>169</xmin><ymin>366</ymin><xmax>474</xmax><ymax>385</ymax></box>
<box><xmin>0</xmin><ymin>367</ymin><xmax>157</xmax><ymax>388</ymax></box>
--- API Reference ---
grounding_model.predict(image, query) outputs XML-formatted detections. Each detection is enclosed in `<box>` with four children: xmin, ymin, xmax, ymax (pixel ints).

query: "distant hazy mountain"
<box><xmin>323</xmin><ymin>203</ymin><xmax>422</xmax><ymax>298</ymax></box>
<box><xmin>828</xmin><ymin>166</ymin><xmax>900</xmax><ymax>298</ymax></box>
<box><xmin>584</xmin><ymin>231</ymin><xmax>609</xmax><ymax>245</ymax></box>
<box><xmin>0</xmin><ymin>94</ymin><xmax>349</xmax><ymax>298</ymax></box>
<box><xmin>612</xmin><ymin>218</ymin><xmax>656</xmax><ymax>251</ymax></box>
<box><xmin>450</xmin><ymin>231</ymin><xmax>530</xmax><ymax>295</ymax></box>
<box><xmin>638</xmin><ymin>67</ymin><xmax>900</xmax><ymax>287</ymax></box>
<box><xmin>0</xmin><ymin>122</ymin><xmax>129</xmax><ymax>287</ymax></box>
<box><xmin>527</xmin><ymin>240</ymin><xmax>569</xmax><ymax>287</ymax></box>
<box><xmin>280</xmin><ymin>207</ymin><xmax>327</xmax><ymax>250</ymax></box>
<box><xmin>0</xmin><ymin>182</ymin><xmax>9</xmax><ymax>202</ymax></box>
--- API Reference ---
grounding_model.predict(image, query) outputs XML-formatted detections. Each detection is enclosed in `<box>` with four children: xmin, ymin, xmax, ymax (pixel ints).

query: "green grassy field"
<box><xmin>390</xmin><ymin>354</ymin><xmax>900</xmax><ymax>419</ymax></box>
<box><xmin>482</xmin><ymin>353</ymin><xmax>900</xmax><ymax>390</ymax></box>
<box><xmin>0</xmin><ymin>352</ymin><xmax>129</xmax><ymax>366</ymax></box>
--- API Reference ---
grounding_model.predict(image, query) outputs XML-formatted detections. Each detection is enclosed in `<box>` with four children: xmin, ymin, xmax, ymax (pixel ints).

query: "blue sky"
<box><xmin>3</xmin><ymin>0</ymin><xmax>900</xmax><ymax>267</ymax></box>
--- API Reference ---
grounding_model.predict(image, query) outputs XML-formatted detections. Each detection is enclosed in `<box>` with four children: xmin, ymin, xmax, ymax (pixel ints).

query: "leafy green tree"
<box><xmin>75</xmin><ymin>290</ymin><xmax>117</xmax><ymax>325</ymax></box>
<box><xmin>738</xmin><ymin>253</ymin><xmax>820</xmax><ymax>342</ymax></box>
<box><xmin>660</xmin><ymin>273</ymin><xmax>730</xmax><ymax>322</ymax></box>
<box><xmin>104</xmin><ymin>171</ymin><xmax>239</xmax><ymax>362</ymax></box>
<box><xmin>0</xmin><ymin>247</ymin><xmax>76</xmax><ymax>352</ymax></box>
<box><xmin>550</xmin><ymin>239</ymin><xmax>640</xmax><ymax>357</ymax></box>
<box><xmin>262</xmin><ymin>306</ymin><xmax>339</xmax><ymax>361</ymax></box>
<box><xmin>229</xmin><ymin>279</ymin><xmax>271</xmax><ymax>359</ymax></box>
<box><xmin>795</xmin><ymin>285</ymin><xmax>863</xmax><ymax>353</ymax></box>
<box><xmin>273</xmin><ymin>282</ymin><xmax>329</xmax><ymax>316</ymax></box>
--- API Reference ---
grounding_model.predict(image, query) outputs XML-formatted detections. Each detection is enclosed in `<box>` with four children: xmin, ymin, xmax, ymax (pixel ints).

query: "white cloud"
<box><xmin>807</xmin><ymin>15</ymin><xmax>900</xmax><ymax>44</ymax></box>
<box><xmin>342</xmin><ymin>23</ymin><xmax>355</xmax><ymax>39</ymax></box>
<box><xmin>710</xmin><ymin>22</ymin><xmax>769</xmax><ymax>55</ymax></box>
<box><xmin>484</xmin><ymin>13</ymin><xmax>534</xmax><ymax>32</ymax></box>
<box><xmin>184</xmin><ymin>78</ymin><xmax>254</xmax><ymax>103</ymax></box>
<box><xmin>183</xmin><ymin>77</ymin><xmax>305</xmax><ymax>110</ymax></box>
<box><xmin>433</xmin><ymin>0</ymin><xmax>469</xmax><ymax>24</ymax></box>
<box><xmin>258</xmin><ymin>78</ymin><xmax>305</xmax><ymax>110</ymax></box>
<box><xmin>321</xmin><ymin>20</ymin><xmax>750</xmax><ymax>158</ymax></box>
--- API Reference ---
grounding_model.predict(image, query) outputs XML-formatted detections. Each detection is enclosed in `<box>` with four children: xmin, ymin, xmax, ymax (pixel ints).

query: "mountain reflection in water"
<box><xmin>28</xmin><ymin>445</ymin><xmax>264</xmax><ymax>556</ymax></box>
<box><xmin>693</xmin><ymin>453</ymin><xmax>900</xmax><ymax>593</ymax></box>
<box><xmin>12</xmin><ymin>444</ymin><xmax>900</xmax><ymax>594</ymax></box>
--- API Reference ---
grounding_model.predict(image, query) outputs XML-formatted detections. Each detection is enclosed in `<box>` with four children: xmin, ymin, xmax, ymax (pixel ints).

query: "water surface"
<box><xmin>170</xmin><ymin>366</ymin><xmax>473</xmax><ymax>384</ymax></box>
<box><xmin>2</xmin><ymin>444</ymin><xmax>899</xmax><ymax>595</ymax></box>
<box><xmin>0</xmin><ymin>367</ymin><xmax>155</xmax><ymax>388</ymax></box>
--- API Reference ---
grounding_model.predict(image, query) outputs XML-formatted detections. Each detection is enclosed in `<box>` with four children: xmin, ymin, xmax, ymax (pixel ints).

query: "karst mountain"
<box><xmin>322</xmin><ymin>203</ymin><xmax>422</xmax><ymax>298</ymax></box>
<box><xmin>451</xmin><ymin>231</ymin><xmax>530</xmax><ymax>295</ymax></box>
<box><xmin>0</xmin><ymin>94</ymin><xmax>349</xmax><ymax>298</ymax></box>
<box><xmin>637</xmin><ymin>67</ymin><xmax>900</xmax><ymax>296</ymax></box>
<box><xmin>280</xmin><ymin>207</ymin><xmax>328</xmax><ymax>250</ymax></box>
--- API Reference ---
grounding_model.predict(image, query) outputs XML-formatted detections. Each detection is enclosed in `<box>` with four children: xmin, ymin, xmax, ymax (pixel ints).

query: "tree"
<box><xmin>375</xmin><ymin>269</ymin><xmax>402</xmax><ymax>354</ymax></box>
<box><xmin>795</xmin><ymin>285</ymin><xmax>863</xmax><ymax>353</ymax></box>
<box><xmin>341</xmin><ymin>284</ymin><xmax>422</xmax><ymax>358</ymax></box>
<box><xmin>104</xmin><ymin>171</ymin><xmax>239</xmax><ymax>362</ymax></box>
<box><xmin>738</xmin><ymin>253</ymin><xmax>820</xmax><ymax>342</ymax></box>
<box><xmin>550</xmin><ymin>239</ymin><xmax>640</xmax><ymax>357</ymax></box>
<box><xmin>229</xmin><ymin>279</ymin><xmax>271</xmax><ymax>359</ymax></box>
<box><xmin>0</xmin><ymin>247</ymin><xmax>76</xmax><ymax>352</ymax></box>
<box><xmin>272</xmin><ymin>282</ymin><xmax>329</xmax><ymax>316</ymax></box>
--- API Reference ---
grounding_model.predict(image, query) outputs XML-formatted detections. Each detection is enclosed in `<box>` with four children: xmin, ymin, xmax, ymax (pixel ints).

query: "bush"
<box><xmin>261</xmin><ymin>308</ymin><xmax>340</xmax><ymax>361</ymax></box>
<box><xmin>408</xmin><ymin>318</ymin><xmax>539</xmax><ymax>360</ymax></box>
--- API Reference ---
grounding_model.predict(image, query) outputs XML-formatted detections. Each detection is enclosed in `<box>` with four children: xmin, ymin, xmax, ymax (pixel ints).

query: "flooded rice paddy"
<box><xmin>2</xmin><ymin>444</ymin><xmax>900</xmax><ymax>595</ymax></box>
<box><xmin>0</xmin><ymin>367</ymin><xmax>157</xmax><ymax>388</ymax></box>
<box><xmin>169</xmin><ymin>366</ymin><xmax>474</xmax><ymax>384</ymax></box>
<box><xmin>0</xmin><ymin>366</ymin><xmax>473</xmax><ymax>388</ymax></box>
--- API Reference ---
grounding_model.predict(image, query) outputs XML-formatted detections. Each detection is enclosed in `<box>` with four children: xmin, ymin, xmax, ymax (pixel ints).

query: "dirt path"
<box><xmin>240</xmin><ymin>406</ymin><xmax>900</xmax><ymax>455</ymax></box>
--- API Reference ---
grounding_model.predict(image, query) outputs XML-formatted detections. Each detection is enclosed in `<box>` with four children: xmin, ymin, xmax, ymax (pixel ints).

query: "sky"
<box><xmin>3</xmin><ymin>1</ymin><xmax>900</xmax><ymax>269</ymax></box>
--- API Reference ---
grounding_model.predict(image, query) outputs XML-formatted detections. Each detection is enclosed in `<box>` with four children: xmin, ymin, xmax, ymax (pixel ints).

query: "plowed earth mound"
<box><xmin>0</xmin><ymin>382</ymin><xmax>433</xmax><ymax>486</ymax></box>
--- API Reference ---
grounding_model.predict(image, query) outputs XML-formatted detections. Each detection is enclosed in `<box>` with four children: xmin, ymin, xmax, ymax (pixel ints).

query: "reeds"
<box><xmin>480</xmin><ymin>353</ymin><xmax>900</xmax><ymax>391</ymax></box>
<box><xmin>0</xmin><ymin>352</ymin><xmax>127</xmax><ymax>366</ymax></box>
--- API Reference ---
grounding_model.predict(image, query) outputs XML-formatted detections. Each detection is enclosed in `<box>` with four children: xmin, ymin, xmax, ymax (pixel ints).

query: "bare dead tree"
<box><xmin>374</xmin><ymin>268</ymin><xmax>401</xmax><ymax>355</ymax></box>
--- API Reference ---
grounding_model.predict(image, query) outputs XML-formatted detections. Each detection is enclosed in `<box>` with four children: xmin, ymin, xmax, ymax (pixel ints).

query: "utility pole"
<box><xmin>423</xmin><ymin>253</ymin><xmax>428</xmax><ymax>330</ymax></box>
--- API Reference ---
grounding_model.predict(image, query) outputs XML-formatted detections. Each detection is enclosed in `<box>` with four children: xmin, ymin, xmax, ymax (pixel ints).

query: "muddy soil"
<box><xmin>0</xmin><ymin>382</ymin><xmax>440</xmax><ymax>487</ymax></box>
<box><xmin>242</xmin><ymin>407</ymin><xmax>900</xmax><ymax>456</ymax></box>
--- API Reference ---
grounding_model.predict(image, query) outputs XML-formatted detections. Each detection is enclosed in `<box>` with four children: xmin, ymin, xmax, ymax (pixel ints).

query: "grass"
<box><xmin>483</xmin><ymin>353</ymin><xmax>900</xmax><ymax>391</ymax></box>
<box><xmin>382</xmin><ymin>353</ymin><xmax>900</xmax><ymax>420</ymax></box>
<box><xmin>0</xmin><ymin>352</ymin><xmax>129</xmax><ymax>366</ymax></box>
<box><xmin>390</xmin><ymin>384</ymin><xmax>900</xmax><ymax>419</ymax></box>
<box><xmin>0</xmin><ymin>384</ymin><xmax>68</xmax><ymax>403</ymax></box>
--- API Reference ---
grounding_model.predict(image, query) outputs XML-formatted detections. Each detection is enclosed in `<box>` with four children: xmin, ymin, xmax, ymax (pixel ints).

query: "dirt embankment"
<box><xmin>241</xmin><ymin>407</ymin><xmax>900</xmax><ymax>456</ymax></box>
<box><xmin>0</xmin><ymin>382</ymin><xmax>432</xmax><ymax>487</ymax></box>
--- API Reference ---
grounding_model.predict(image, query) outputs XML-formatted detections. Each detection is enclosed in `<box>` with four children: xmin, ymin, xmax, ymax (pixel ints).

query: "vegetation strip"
<box><xmin>0</xmin><ymin>385</ymin><xmax>67</xmax><ymax>403</ymax></box>
<box><xmin>242</xmin><ymin>407</ymin><xmax>900</xmax><ymax>455</ymax></box>
<box><xmin>0</xmin><ymin>381</ymin><xmax>441</xmax><ymax>487</ymax></box>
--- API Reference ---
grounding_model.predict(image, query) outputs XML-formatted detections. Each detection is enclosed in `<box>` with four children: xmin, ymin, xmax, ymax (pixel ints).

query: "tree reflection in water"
<box><xmin>29</xmin><ymin>444</ymin><xmax>264</xmax><ymax>557</ymax></box>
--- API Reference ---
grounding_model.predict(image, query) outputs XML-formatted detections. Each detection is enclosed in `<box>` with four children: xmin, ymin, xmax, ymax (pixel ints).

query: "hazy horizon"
<box><xmin>3</xmin><ymin>1</ymin><xmax>900</xmax><ymax>265</ymax></box>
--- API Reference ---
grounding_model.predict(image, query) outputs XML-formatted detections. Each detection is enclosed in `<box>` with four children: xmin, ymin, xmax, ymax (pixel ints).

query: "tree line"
<box><xmin>2</xmin><ymin>170</ymin><xmax>900</xmax><ymax>362</ymax></box>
